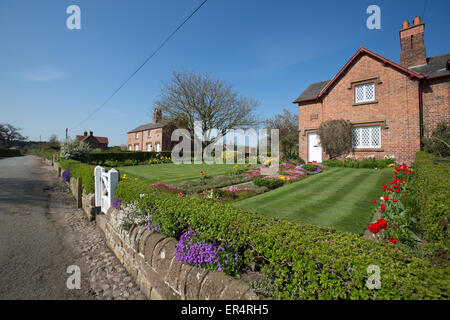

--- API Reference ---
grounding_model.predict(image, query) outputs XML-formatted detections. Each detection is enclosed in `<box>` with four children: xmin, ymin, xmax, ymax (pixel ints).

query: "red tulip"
<box><xmin>380</xmin><ymin>204</ymin><xmax>386</xmax><ymax>212</ymax></box>
<box><xmin>372</xmin><ymin>199</ymin><xmax>376</xmax><ymax>204</ymax></box>
<box><xmin>368</xmin><ymin>223</ymin><xmax>380</xmax><ymax>234</ymax></box>
<box><xmin>377</xmin><ymin>219</ymin><xmax>387</xmax><ymax>229</ymax></box>
<box><xmin>384</xmin><ymin>196</ymin><xmax>389</xmax><ymax>201</ymax></box>
<box><xmin>403</xmin><ymin>193</ymin><xmax>407</xmax><ymax>196</ymax></box>
<box><xmin>393</xmin><ymin>199</ymin><xmax>398</xmax><ymax>202</ymax></box>
<box><xmin>388</xmin><ymin>238</ymin><xmax>398</xmax><ymax>244</ymax></box>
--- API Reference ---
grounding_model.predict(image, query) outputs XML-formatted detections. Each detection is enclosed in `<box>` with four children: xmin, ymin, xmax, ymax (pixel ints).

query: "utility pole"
<box><xmin>66</xmin><ymin>128</ymin><xmax>68</xmax><ymax>139</ymax></box>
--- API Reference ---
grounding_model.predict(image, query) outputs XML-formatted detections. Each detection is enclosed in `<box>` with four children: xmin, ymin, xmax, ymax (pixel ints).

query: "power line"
<box><xmin>72</xmin><ymin>0</ymin><xmax>209</xmax><ymax>130</ymax></box>
<box><xmin>422</xmin><ymin>0</ymin><xmax>428</xmax><ymax>20</ymax></box>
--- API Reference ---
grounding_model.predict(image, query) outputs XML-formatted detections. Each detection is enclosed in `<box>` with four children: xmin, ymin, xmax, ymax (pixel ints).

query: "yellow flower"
<box><xmin>134</xmin><ymin>178</ymin><xmax>138</xmax><ymax>181</ymax></box>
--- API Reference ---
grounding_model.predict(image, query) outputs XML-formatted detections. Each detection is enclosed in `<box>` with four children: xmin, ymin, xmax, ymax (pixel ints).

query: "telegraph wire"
<box><xmin>71</xmin><ymin>0</ymin><xmax>209</xmax><ymax>130</ymax></box>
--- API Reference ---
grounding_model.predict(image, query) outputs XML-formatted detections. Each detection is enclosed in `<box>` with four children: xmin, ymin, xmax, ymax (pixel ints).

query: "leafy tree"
<box><xmin>153</xmin><ymin>70</ymin><xmax>259</xmax><ymax>144</ymax></box>
<box><xmin>318</xmin><ymin>119</ymin><xmax>353</xmax><ymax>159</ymax></box>
<box><xmin>264</xmin><ymin>109</ymin><xmax>298</xmax><ymax>158</ymax></box>
<box><xmin>60</xmin><ymin>139</ymin><xmax>91</xmax><ymax>162</ymax></box>
<box><xmin>0</xmin><ymin>123</ymin><xmax>27</xmax><ymax>147</ymax></box>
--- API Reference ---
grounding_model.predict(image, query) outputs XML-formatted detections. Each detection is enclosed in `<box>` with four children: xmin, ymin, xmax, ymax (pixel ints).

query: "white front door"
<box><xmin>308</xmin><ymin>133</ymin><xmax>322</xmax><ymax>163</ymax></box>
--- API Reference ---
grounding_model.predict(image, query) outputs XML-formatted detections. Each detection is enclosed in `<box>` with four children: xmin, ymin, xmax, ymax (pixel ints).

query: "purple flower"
<box><xmin>62</xmin><ymin>168</ymin><xmax>70</xmax><ymax>182</ymax></box>
<box><xmin>112</xmin><ymin>200</ymin><xmax>123</xmax><ymax>208</ymax></box>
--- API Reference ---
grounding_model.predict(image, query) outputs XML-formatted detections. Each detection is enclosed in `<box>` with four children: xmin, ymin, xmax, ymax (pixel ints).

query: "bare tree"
<box><xmin>0</xmin><ymin>123</ymin><xmax>27</xmax><ymax>147</ymax></box>
<box><xmin>153</xmin><ymin>70</ymin><xmax>259</xmax><ymax>144</ymax></box>
<box><xmin>264</xmin><ymin>109</ymin><xmax>298</xmax><ymax>158</ymax></box>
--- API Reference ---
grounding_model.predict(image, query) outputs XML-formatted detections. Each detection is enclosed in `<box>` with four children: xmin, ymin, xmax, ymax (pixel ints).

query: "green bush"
<box><xmin>115</xmin><ymin>179</ymin><xmax>449</xmax><ymax>299</ymax></box>
<box><xmin>422</xmin><ymin>121</ymin><xmax>450</xmax><ymax>157</ymax></box>
<box><xmin>322</xmin><ymin>158</ymin><xmax>394</xmax><ymax>169</ymax></box>
<box><xmin>0</xmin><ymin>148</ymin><xmax>21</xmax><ymax>157</ymax></box>
<box><xmin>88</xmin><ymin>151</ymin><xmax>172</xmax><ymax>165</ymax></box>
<box><xmin>412</xmin><ymin>152</ymin><xmax>450</xmax><ymax>266</ymax></box>
<box><xmin>59</xmin><ymin>159</ymin><xmax>96</xmax><ymax>194</ymax></box>
<box><xmin>253</xmin><ymin>176</ymin><xmax>285</xmax><ymax>189</ymax></box>
<box><xmin>302</xmin><ymin>163</ymin><xmax>317</xmax><ymax>171</ymax></box>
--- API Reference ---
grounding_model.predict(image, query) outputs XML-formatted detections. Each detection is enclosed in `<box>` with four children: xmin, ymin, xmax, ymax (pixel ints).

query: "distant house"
<box><xmin>127</xmin><ymin>109</ymin><xmax>175</xmax><ymax>152</ymax></box>
<box><xmin>293</xmin><ymin>16</ymin><xmax>450</xmax><ymax>164</ymax></box>
<box><xmin>76</xmin><ymin>131</ymin><xmax>109</xmax><ymax>150</ymax></box>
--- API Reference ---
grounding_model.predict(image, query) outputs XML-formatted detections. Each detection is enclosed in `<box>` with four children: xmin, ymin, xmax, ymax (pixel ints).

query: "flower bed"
<box><xmin>114</xmin><ymin>178</ymin><xmax>449</xmax><ymax>299</ymax></box>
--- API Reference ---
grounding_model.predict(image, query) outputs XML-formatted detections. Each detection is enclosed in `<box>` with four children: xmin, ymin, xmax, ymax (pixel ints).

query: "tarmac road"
<box><xmin>0</xmin><ymin>155</ymin><xmax>92</xmax><ymax>299</ymax></box>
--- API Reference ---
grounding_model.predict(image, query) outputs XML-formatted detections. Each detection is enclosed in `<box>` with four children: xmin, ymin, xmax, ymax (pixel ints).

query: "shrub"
<box><xmin>88</xmin><ymin>151</ymin><xmax>172</xmax><ymax>165</ymax></box>
<box><xmin>322</xmin><ymin>158</ymin><xmax>394</xmax><ymax>169</ymax></box>
<box><xmin>302</xmin><ymin>163</ymin><xmax>317</xmax><ymax>172</ymax></box>
<box><xmin>115</xmin><ymin>179</ymin><xmax>449</xmax><ymax>299</ymax></box>
<box><xmin>411</xmin><ymin>152</ymin><xmax>450</xmax><ymax>266</ymax></box>
<box><xmin>59</xmin><ymin>159</ymin><xmax>95</xmax><ymax>193</ymax></box>
<box><xmin>318</xmin><ymin>119</ymin><xmax>353</xmax><ymax>159</ymax></box>
<box><xmin>253</xmin><ymin>176</ymin><xmax>285</xmax><ymax>189</ymax></box>
<box><xmin>0</xmin><ymin>148</ymin><xmax>21</xmax><ymax>157</ymax></box>
<box><xmin>60</xmin><ymin>139</ymin><xmax>91</xmax><ymax>162</ymax></box>
<box><xmin>422</xmin><ymin>121</ymin><xmax>450</xmax><ymax>157</ymax></box>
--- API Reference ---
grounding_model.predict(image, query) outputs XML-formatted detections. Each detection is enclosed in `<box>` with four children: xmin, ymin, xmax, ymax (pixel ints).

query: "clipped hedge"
<box><xmin>59</xmin><ymin>159</ymin><xmax>96</xmax><ymax>194</ymax></box>
<box><xmin>322</xmin><ymin>158</ymin><xmax>394</xmax><ymax>169</ymax></box>
<box><xmin>412</xmin><ymin>152</ymin><xmax>450</xmax><ymax>266</ymax></box>
<box><xmin>88</xmin><ymin>151</ymin><xmax>172</xmax><ymax>164</ymax></box>
<box><xmin>116</xmin><ymin>179</ymin><xmax>449</xmax><ymax>300</ymax></box>
<box><xmin>0</xmin><ymin>148</ymin><xmax>21</xmax><ymax>157</ymax></box>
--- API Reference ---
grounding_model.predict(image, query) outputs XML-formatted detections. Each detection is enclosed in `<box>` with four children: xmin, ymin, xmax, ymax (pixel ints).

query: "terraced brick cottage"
<box><xmin>293</xmin><ymin>16</ymin><xmax>450</xmax><ymax>164</ymax></box>
<box><xmin>127</xmin><ymin>109</ymin><xmax>175</xmax><ymax>152</ymax></box>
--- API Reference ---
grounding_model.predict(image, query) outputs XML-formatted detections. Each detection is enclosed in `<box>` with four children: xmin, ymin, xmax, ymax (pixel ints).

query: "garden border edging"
<box><xmin>104</xmin><ymin>206</ymin><xmax>259</xmax><ymax>300</ymax></box>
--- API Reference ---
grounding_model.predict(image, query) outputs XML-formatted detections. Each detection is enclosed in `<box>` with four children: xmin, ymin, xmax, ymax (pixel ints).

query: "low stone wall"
<box><xmin>43</xmin><ymin>158</ymin><xmax>97</xmax><ymax>221</ymax></box>
<box><xmin>104</xmin><ymin>206</ymin><xmax>258</xmax><ymax>300</ymax></box>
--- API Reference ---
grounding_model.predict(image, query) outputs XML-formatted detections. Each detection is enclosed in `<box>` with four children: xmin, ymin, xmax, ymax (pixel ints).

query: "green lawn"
<box><xmin>234</xmin><ymin>167</ymin><xmax>394</xmax><ymax>234</ymax></box>
<box><xmin>117</xmin><ymin>163</ymin><xmax>240</xmax><ymax>184</ymax></box>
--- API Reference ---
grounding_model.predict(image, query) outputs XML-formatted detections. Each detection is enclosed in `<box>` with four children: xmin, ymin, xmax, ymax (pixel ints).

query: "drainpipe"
<box><xmin>418</xmin><ymin>80</ymin><xmax>424</xmax><ymax>139</ymax></box>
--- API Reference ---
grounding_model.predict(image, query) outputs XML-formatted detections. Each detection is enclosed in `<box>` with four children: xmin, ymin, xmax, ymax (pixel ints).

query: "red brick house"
<box><xmin>127</xmin><ymin>109</ymin><xmax>175</xmax><ymax>152</ymax></box>
<box><xmin>293</xmin><ymin>16</ymin><xmax>449</xmax><ymax>164</ymax></box>
<box><xmin>76</xmin><ymin>131</ymin><xmax>109</xmax><ymax>150</ymax></box>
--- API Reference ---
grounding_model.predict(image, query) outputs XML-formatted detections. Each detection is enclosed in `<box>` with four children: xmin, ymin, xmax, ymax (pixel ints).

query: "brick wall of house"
<box><xmin>421</xmin><ymin>77</ymin><xmax>450</xmax><ymax>137</ymax></box>
<box><xmin>298</xmin><ymin>53</ymin><xmax>421</xmax><ymax>164</ymax></box>
<box><xmin>127</xmin><ymin>128</ymin><xmax>163</xmax><ymax>151</ymax></box>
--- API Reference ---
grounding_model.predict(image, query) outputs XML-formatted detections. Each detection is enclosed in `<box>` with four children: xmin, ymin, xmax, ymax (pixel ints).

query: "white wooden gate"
<box><xmin>94</xmin><ymin>166</ymin><xmax>119</xmax><ymax>214</ymax></box>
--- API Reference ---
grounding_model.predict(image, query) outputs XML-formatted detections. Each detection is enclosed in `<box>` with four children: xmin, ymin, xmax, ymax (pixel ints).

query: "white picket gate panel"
<box><xmin>94</xmin><ymin>166</ymin><xmax>119</xmax><ymax>213</ymax></box>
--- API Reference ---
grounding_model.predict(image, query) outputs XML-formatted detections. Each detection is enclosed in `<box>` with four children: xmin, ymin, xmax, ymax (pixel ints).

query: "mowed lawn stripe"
<box><xmin>117</xmin><ymin>163</ymin><xmax>239</xmax><ymax>184</ymax></box>
<box><xmin>234</xmin><ymin>167</ymin><xmax>393</xmax><ymax>234</ymax></box>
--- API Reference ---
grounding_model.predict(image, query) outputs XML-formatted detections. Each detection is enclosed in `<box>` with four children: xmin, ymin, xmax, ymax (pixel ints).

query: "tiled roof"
<box><xmin>293</xmin><ymin>80</ymin><xmax>330</xmax><ymax>103</ymax></box>
<box><xmin>409</xmin><ymin>53</ymin><xmax>450</xmax><ymax>77</ymax></box>
<box><xmin>76</xmin><ymin>135</ymin><xmax>109</xmax><ymax>144</ymax></box>
<box><xmin>127</xmin><ymin>122</ymin><xmax>166</xmax><ymax>133</ymax></box>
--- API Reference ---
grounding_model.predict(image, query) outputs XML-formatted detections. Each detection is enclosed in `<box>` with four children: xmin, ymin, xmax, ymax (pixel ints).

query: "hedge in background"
<box><xmin>322</xmin><ymin>157</ymin><xmax>394</xmax><ymax>169</ymax></box>
<box><xmin>116</xmin><ymin>179</ymin><xmax>449</xmax><ymax>300</ymax></box>
<box><xmin>59</xmin><ymin>159</ymin><xmax>95</xmax><ymax>194</ymax></box>
<box><xmin>88</xmin><ymin>151</ymin><xmax>172</xmax><ymax>164</ymax></box>
<box><xmin>0</xmin><ymin>148</ymin><xmax>21</xmax><ymax>157</ymax></box>
<box><xmin>412</xmin><ymin>152</ymin><xmax>450</xmax><ymax>266</ymax></box>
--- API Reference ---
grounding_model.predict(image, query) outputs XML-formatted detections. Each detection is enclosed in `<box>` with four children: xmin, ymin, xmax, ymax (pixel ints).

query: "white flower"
<box><xmin>139</xmin><ymin>193</ymin><xmax>146</xmax><ymax>199</ymax></box>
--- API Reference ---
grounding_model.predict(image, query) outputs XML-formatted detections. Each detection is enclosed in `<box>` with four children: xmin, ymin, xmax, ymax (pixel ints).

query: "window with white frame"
<box><xmin>146</xmin><ymin>143</ymin><xmax>152</xmax><ymax>151</ymax></box>
<box><xmin>128</xmin><ymin>145</ymin><xmax>132</xmax><ymax>151</ymax></box>
<box><xmin>148</xmin><ymin>130</ymin><xmax>151</xmax><ymax>137</ymax></box>
<box><xmin>135</xmin><ymin>132</ymin><xmax>139</xmax><ymax>139</ymax></box>
<box><xmin>134</xmin><ymin>144</ymin><xmax>139</xmax><ymax>151</ymax></box>
<box><xmin>352</xmin><ymin>126</ymin><xmax>381</xmax><ymax>148</ymax></box>
<box><xmin>155</xmin><ymin>143</ymin><xmax>161</xmax><ymax>152</ymax></box>
<box><xmin>355</xmin><ymin>83</ymin><xmax>375</xmax><ymax>103</ymax></box>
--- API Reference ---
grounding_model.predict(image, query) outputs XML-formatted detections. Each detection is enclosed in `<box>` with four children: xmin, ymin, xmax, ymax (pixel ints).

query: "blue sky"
<box><xmin>1</xmin><ymin>0</ymin><xmax>449</xmax><ymax>146</ymax></box>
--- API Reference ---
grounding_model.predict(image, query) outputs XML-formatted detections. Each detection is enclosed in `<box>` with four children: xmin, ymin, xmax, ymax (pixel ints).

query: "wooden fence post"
<box><xmin>76</xmin><ymin>177</ymin><xmax>82</xmax><ymax>208</ymax></box>
<box><xmin>94</xmin><ymin>166</ymin><xmax>104</xmax><ymax>207</ymax></box>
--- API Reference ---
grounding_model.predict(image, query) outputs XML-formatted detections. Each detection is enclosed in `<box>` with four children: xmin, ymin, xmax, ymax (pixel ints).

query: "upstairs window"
<box><xmin>148</xmin><ymin>130</ymin><xmax>152</xmax><ymax>137</ymax></box>
<box><xmin>352</xmin><ymin>126</ymin><xmax>381</xmax><ymax>148</ymax></box>
<box><xmin>135</xmin><ymin>132</ymin><xmax>139</xmax><ymax>139</ymax></box>
<box><xmin>355</xmin><ymin>83</ymin><xmax>375</xmax><ymax>103</ymax></box>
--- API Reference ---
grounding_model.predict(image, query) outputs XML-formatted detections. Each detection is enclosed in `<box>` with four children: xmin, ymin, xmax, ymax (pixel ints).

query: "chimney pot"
<box><xmin>89</xmin><ymin>131</ymin><xmax>93</xmax><ymax>136</ymax></box>
<box><xmin>402</xmin><ymin>20</ymin><xmax>410</xmax><ymax>29</ymax></box>
<box><xmin>84</xmin><ymin>131</ymin><xmax>87</xmax><ymax>136</ymax></box>
<box><xmin>413</xmin><ymin>16</ymin><xmax>421</xmax><ymax>25</ymax></box>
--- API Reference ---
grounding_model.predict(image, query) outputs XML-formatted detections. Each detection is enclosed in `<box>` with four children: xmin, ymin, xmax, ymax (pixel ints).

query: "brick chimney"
<box><xmin>89</xmin><ymin>131</ymin><xmax>93</xmax><ymax>136</ymax></box>
<box><xmin>400</xmin><ymin>16</ymin><xmax>427</xmax><ymax>68</ymax></box>
<box><xmin>153</xmin><ymin>108</ymin><xmax>162</xmax><ymax>123</ymax></box>
<box><xmin>84</xmin><ymin>131</ymin><xmax>87</xmax><ymax>137</ymax></box>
